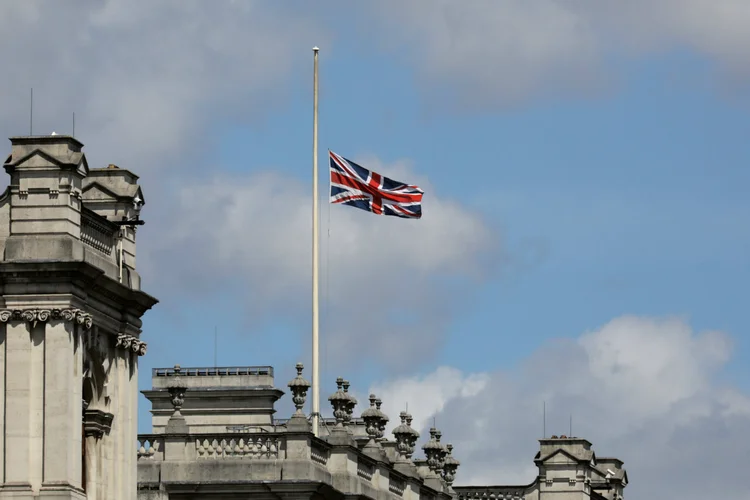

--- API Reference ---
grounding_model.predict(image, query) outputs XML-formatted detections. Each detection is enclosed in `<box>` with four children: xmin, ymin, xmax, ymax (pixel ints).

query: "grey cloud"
<box><xmin>0</xmin><ymin>1</ymin><xmax>326</xmax><ymax>171</ymax></box>
<box><xmin>371</xmin><ymin>315</ymin><xmax>750</xmax><ymax>499</ymax></box>
<box><xmin>367</xmin><ymin>0</ymin><xmax>750</xmax><ymax>109</ymax></box>
<box><xmin>148</xmin><ymin>161</ymin><xmax>501</xmax><ymax>370</ymax></box>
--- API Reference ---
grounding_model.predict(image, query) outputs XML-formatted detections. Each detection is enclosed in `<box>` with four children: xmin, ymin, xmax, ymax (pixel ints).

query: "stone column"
<box><xmin>102</xmin><ymin>332</ymin><xmax>147</xmax><ymax>500</ymax></box>
<box><xmin>128</xmin><ymin>353</ymin><xmax>139</xmax><ymax>500</ymax></box>
<box><xmin>2</xmin><ymin>321</ymin><xmax>38</xmax><ymax>493</ymax></box>
<box><xmin>0</xmin><ymin>324</ymin><xmax>5</xmax><ymax>485</ymax></box>
<box><xmin>83</xmin><ymin>405</ymin><xmax>114</xmax><ymax>500</ymax></box>
<box><xmin>113</xmin><ymin>349</ymin><xmax>127</xmax><ymax>499</ymax></box>
<box><xmin>83</xmin><ymin>433</ymin><xmax>98</xmax><ymax>500</ymax></box>
<box><xmin>41</xmin><ymin>319</ymin><xmax>83</xmax><ymax>493</ymax></box>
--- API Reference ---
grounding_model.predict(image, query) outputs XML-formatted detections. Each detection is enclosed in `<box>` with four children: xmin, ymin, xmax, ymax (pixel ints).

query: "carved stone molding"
<box><xmin>116</xmin><ymin>333</ymin><xmax>147</xmax><ymax>356</ymax></box>
<box><xmin>83</xmin><ymin>408</ymin><xmax>114</xmax><ymax>438</ymax></box>
<box><xmin>0</xmin><ymin>308</ymin><xmax>93</xmax><ymax>329</ymax></box>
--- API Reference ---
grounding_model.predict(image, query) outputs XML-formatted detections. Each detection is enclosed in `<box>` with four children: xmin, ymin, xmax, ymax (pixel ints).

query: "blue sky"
<box><xmin>2</xmin><ymin>2</ymin><xmax>749</xmax><ymax>498</ymax></box>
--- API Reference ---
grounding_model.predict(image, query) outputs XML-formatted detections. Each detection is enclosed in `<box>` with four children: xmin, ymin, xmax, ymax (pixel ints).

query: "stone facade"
<box><xmin>0</xmin><ymin>135</ymin><xmax>158</xmax><ymax>499</ymax></box>
<box><xmin>453</xmin><ymin>437</ymin><xmax>628</xmax><ymax>500</ymax></box>
<box><xmin>138</xmin><ymin>365</ymin><xmax>458</xmax><ymax>500</ymax></box>
<box><xmin>137</xmin><ymin>365</ymin><xmax>628</xmax><ymax>500</ymax></box>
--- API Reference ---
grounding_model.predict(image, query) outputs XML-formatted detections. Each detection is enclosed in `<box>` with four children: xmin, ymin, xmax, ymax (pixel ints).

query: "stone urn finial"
<box><xmin>167</xmin><ymin>364</ymin><xmax>188</xmax><ymax>418</ymax></box>
<box><xmin>374</xmin><ymin>398</ymin><xmax>389</xmax><ymax>441</ymax></box>
<box><xmin>341</xmin><ymin>379</ymin><xmax>357</xmax><ymax>426</ymax></box>
<box><xmin>442</xmin><ymin>444</ymin><xmax>460</xmax><ymax>486</ymax></box>
<box><xmin>328</xmin><ymin>377</ymin><xmax>349</xmax><ymax>427</ymax></box>
<box><xmin>361</xmin><ymin>394</ymin><xmax>381</xmax><ymax>444</ymax></box>
<box><xmin>406</xmin><ymin>414</ymin><xmax>419</xmax><ymax>454</ymax></box>
<box><xmin>434</xmin><ymin>429</ymin><xmax>448</xmax><ymax>472</ymax></box>
<box><xmin>393</xmin><ymin>411</ymin><xmax>420</xmax><ymax>461</ymax></box>
<box><xmin>287</xmin><ymin>363</ymin><xmax>311</xmax><ymax>416</ymax></box>
<box><xmin>423</xmin><ymin>427</ymin><xmax>444</xmax><ymax>474</ymax></box>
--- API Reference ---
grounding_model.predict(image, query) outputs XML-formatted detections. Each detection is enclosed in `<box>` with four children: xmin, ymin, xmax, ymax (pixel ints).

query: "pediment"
<box><xmin>12</xmin><ymin>149</ymin><xmax>62</xmax><ymax>169</ymax></box>
<box><xmin>77</xmin><ymin>155</ymin><xmax>89</xmax><ymax>176</ymax></box>
<box><xmin>134</xmin><ymin>186</ymin><xmax>145</xmax><ymax>206</ymax></box>
<box><xmin>538</xmin><ymin>448</ymin><xmax>593</xmax><ymax>465</ymax></box>
<box><xmin>6</xmin><ymin>148</ymin><xmax>86</xmax><ymax>172</ymax></box>
<box><xmin>82</xmin><ymin>182</ymin><xmax>119</xmax><ymax>202</ymax></box>
<box><xmin>82</xmin><ymin>181</ymin><xmax>144</xmax><ymax>205</ymax></box>
<box><xmin>544</xmin><ymin>450</ymin><xmax>577</xmax><ymax>465</ymax></box>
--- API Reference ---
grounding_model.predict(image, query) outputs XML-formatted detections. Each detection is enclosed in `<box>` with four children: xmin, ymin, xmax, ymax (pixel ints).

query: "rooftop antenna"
<box><xmin>72</xmin><ymin>112</ymin><xmax>75</xmax><ymax>137</ymax></box>
<box><xmin>214</xmin><ymin>326</ymin><xmax>218</xmax><ymax>368</ymax></box>
<box><xmin>570</xmin><ymin>414</ymin><xmax>573</xmax><ymax>437</ymax></box>
<box><xmin>543</xmin><ymin>401</ymin><xmax>546</xmax><ymax>438</ymax></box>
<box><xmin>29</xmin><ymin>88</ymin><xmax>33</xmax><ymax>135</ymax></box>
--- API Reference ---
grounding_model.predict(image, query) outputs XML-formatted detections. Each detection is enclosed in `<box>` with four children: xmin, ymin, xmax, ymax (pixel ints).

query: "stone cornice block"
<box><xmin>83</xmin><ymin>408</ymin><xmax>114</xmax><ymax>438</ymax></box>
<box><xmin>0</xmin><ymin>260</ymin><xmax>158</xmax><ymax>317</ymax></box>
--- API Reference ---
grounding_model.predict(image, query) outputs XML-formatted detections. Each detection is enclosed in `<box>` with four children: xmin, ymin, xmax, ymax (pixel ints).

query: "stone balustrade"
<box><xmin>195</xmin><ymin>434</ymin><xmax>282</xmax><ymax>459</ymax></box>
<box><xmin>80</xmin><ymin>206</ymin><xmax>117</xmax><ymax>256</ymax></box>
<box><xmin>137</xmin><ymin>433</ymin><xmax>285</xmax><ymax>461</ymax></box>
<box><xmin>453</xmin><ymin>486</ymin><xmax>531</xmax><ymax>500</ymax></box>
<box><xmin>136</xmin><ymin>428</ymin><xmax>452</xmax><ymax>500</ymax></box>
<box><xmin>310</xmin><ymin>439</ymin><xmax>330</xmax><ymax>466</ymax></box>
<box><xmin>137</xmin><ymin>435</ymin><xmax>164</xmax><ymax>461</ymax></box>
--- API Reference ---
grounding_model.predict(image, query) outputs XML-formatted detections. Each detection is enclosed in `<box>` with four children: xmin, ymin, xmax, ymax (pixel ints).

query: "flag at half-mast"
<box><xmin>329</xmin><ymin>150</ymin><xmax>424</xmax><ymax>219</ymax></box>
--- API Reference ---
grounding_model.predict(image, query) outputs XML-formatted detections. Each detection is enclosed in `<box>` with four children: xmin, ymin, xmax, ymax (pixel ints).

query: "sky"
<box><xmin>1</xmin><ymin>1</ymin><xmax>750</xmax><ymax>498</ymax></box>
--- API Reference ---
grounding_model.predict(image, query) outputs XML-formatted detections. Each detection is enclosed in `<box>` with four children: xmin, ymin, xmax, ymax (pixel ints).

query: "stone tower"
<box><xmin>0</xmin><ymin>135</ymin><xmax>158</xmax><ymax>499</ymax></box>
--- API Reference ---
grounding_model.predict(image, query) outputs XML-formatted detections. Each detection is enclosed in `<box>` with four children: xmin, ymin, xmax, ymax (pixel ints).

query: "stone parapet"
<box><xmin>136</xmin><ymin>429</ymin><xmax>450</xmax><ymax>500</ymax></box>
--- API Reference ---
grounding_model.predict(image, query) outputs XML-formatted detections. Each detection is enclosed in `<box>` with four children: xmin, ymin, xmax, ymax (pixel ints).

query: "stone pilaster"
<box><xmin>1</xmin><ymin>321</ymin><xmax>39</xmax><ymax>494</ymax></box>
<box><xmin>0</xmin><ymin>325</ymin><xmax>5</xmax><ymax>486</ymax></box>
<box><xmin>128</xmin><ymin>353</ymin><xmax>139</xmax><ymax>500</ymax></box>
<box><xmin>83</xmin><ymin>434</ymin><xmax>99</xmax><ymax>500</ymax></box>
<box><xmin>41</xmin><ymin>319</ymin><xmax>83</xmax><ymax>493</ymax></box>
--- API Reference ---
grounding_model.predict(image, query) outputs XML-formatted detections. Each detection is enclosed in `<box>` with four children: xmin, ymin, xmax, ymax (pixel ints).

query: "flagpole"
<box><xmin>311</xmin><ymin>46</ymin><xmax>321</xmax><ymax>437</ymax></box>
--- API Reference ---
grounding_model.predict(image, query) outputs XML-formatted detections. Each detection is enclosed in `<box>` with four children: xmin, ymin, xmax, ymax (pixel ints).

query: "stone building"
<box><xmin>0</xmin><ymin>135</ymin><xmax>627</xmax><ymax>500</ymax></box>
<box><xmin>137</xmin><ymin>364</ymin><xmax>628</xmax><ymax>500</ymax></box>
<box><xmin>0</xmin><ymin>134</ymin><xmax>157</xmax><ymax>499</ymax></box>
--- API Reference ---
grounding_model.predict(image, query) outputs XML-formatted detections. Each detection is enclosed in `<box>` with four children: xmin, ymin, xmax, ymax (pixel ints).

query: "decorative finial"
<box><xmin>393</xmin><ymin>411</ymin><xmax>420</xmax><ymax>461</ymax></box>
<box><xmin>441</xmin><ymin>444</ymin><xmax>460</xmax><ymax>486</ymax></box>
<box><xmin>167</xmin><ymin>364</ymin><xmax>188</xmax><ymax>417</ymax></box>
<box><xmin>341</xmin><ymin>379</ymin><xmax>357</xmax><ymax>426</ymax></box>
<box><xmin>423</xmin><ymin>428</ymin><xmax>444</xmax><ymax>474</ymax></box>
<box><xmin>287</xmin><ymin>363</ymin><xmax>311</xmax><ymax>416</ymax></box>
<box><xmin>328</xmin><ymin>377</ymin><xmax>349</xmax><ymax>427</ymax></box>
<box><xmin>434</xmin><ymin>429</ymin><xmax>448</xmax><ymax>473</ymax></box>
<box><xmin>374</xmin><ymin>398</ymin><xmax>389</xmax><ymax>440</ymax></box>
<box><xmin>361</xmin><ymin>394</ymin><xmax>381</xmax><ymax>444</ymax></box>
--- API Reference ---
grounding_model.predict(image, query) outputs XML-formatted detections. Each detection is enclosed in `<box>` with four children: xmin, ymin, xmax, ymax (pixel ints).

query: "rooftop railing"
<box><xmin>81</xmin><ymin>207</ymin><xmax>117</xmax><ymax>255</ymax></box>
<box><xmin>152</xmin><ymin>366</ymin><xmax>274</xmax><ymax>377</ymax></box>
<box><xmin>453</xmin><ymin>485</ymin><xmax>531</xmax><ymax>500</ymax></box>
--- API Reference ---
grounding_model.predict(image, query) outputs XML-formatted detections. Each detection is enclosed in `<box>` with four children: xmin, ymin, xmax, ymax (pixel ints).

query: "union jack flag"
<box><xmin>329</xmin><ymin>151</ymin><xmax>424</xmax><ymax>219</ymax></box>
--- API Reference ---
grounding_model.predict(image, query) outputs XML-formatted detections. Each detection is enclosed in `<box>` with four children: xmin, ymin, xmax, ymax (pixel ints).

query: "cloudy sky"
<box><xmin>2</xmin><ymin>1</ymin><xmax>750</xmax><ymax>498</ymax></box>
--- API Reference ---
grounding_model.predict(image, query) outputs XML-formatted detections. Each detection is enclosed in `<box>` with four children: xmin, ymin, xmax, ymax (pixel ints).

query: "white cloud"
<box><xmin>148</xmin><ymin>158</ymin><xmax>500</xmax><ymax>369</ymax></box>
<box><xmin>367</xmin><ymin>315</ymin><xmax>750</xmax><ymax>498</ymax></box>
<box><xmin>370</xmin><ymin>366</ymin><xmax>490</xmax><ymax>435</ymax></box>
<box><xmin>368</xmin><ymin>0</ymin><xmax>750</xmax><ymax>108</ymax></box>
<box><xmin>0</xmin><ymin>1</ymin><xmax>325</xmax><ymax>170</ymax></box>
